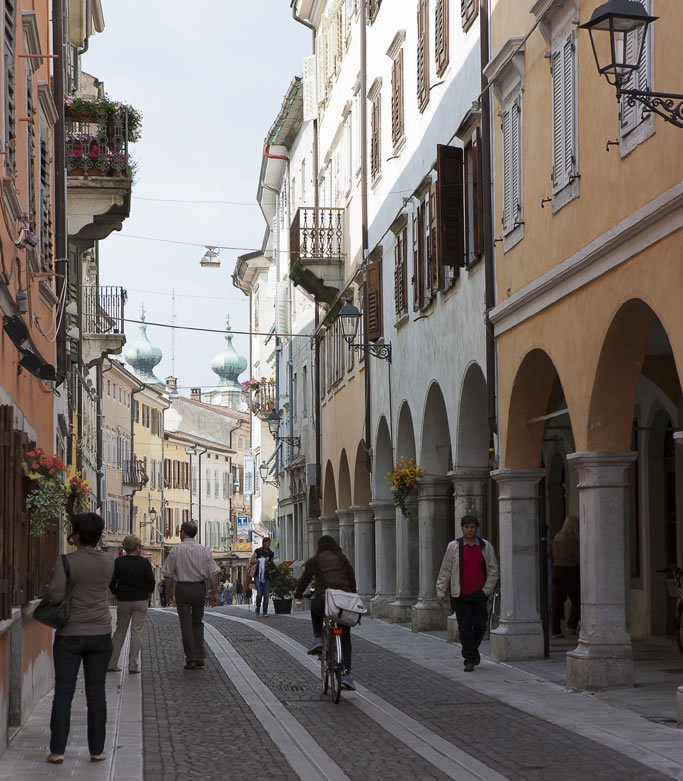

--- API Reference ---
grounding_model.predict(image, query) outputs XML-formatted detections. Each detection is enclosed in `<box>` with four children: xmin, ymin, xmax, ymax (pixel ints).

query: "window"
<box><xmin>214</xmin><ymin>470</ymin><xmax>219</xmax><ymax>498</ymax></box>
<box><xmin>435</xmin><ymin>0</ymin><xmax>449</xmax><ymax>76</ymax></box>
<box><xmin>367</xmin><ymin>0</ymin><xmax>382</xmax><ymax>23</ymax></box>
<box><xmin>192</xmin><ymin>465</ymin><xmax>197</xmax><ymax>495</ymax></box>
<box><xmin>366</xmin><ymin>257</ymin><xmax>383</xmax><ymax>341</ymax></box>
<box><xmin>417</xmin><ymin>0</ymin><xmax>430</xmax><ymax>112</ymax></box>
<box><xmin>302</xmin><ymin>365</ymin><xmax>309</xmax><ymax>418</ymax></box>
<box><xmin>501</xmin><ymin>97</ymin><xmax>522</xmax><ymax>237</ymax></box>
<box><xmin>4</xmin><ymin>0</ymin><xmax>16</xmax><ymax>174</ymax></box>
<box><xmin>464</xmin><ymin>134</ymin><xmax>483</xmax><ymax>266</ymax></box>
<box><xmin>412</xmin><ymin>185</ymin><xmax>438</xmax><ymax>310</ymax></box>
<box><xmin>391</xmin><ymin>49</ymin><xmax>405</xmax><ymax>148</ymax></box>
<box><xmin>461</xmin><ymin>0</ymin><xmax>478</xmax><ymax>32</ymax></box>
<box><xmin>393</xmin><ymin>222</ymin><xmax>408</xmax><ymax>318</ymax></box>
<box><xmin>551</xmin><ymin>32</ymin><xmax>577</xmax><ymax>194</ymax></box>
<box><xmin>164</xmin><ymin>458</ymin><xmax>171</xmax><ymax>487</ymax></box>
<box><xmin>293</xmin><ymin>372</ymin><xmax>298</xmax><ymax>420</ymax></box>
<box><xmin>206</xmin><ymin>468</ymin><xmax>211</xmax><ymax>498</ymax></box>
<box><xmin>151</xmin><ymin>408</ymin><xmax>161</xmax><ymax>436</ymax></box>
<box><xmin>142</xmin><ymin>404</ymin><xmax>150</xmax><ymax>428</ymax></box>
<box><xmin>620</xmin><ymin>0</ymin><xmax>652</xmax><ymax>137</ymax></box>
<box><xmin>223</xmin><ymin>472</ymin><xmax>229</xmax><ymax>499</ymax></box>
<box><xmin>150</xmin><ymin>459</ymin><xmax>156</xmax><ymax>490</ymax></box>
<box><xmin>369</xmin><ymin>80</ymin><xmax>381</xmax><ymax>182</ymax></box>
<box><xmin>133</xmin><ymin>400</ymin><xmax>140</xmax><ymax>423</ymax></box>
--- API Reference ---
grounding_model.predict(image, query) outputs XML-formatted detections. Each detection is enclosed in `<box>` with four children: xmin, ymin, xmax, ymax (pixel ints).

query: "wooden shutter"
<box><xmin>366</xmin><ymin>259</ymin><xmax>383</xmax><ymax>342</ymax></box>
<box><xmin>511</xmin><ymin>99</ymin><xmax>521</xmax><ymax>226</ymax></box>
<box><xmin>367</xmin><ymin>0</ymin><xmax>381</xmax><ymax>23</ymax></box>
<box><xmin>472</xmin><ymin>129</ymin><xmax>483</xmax><ymax>259</ymax></box>
<box><xmin>394</xmin><ymin>227</ymin><xmax>408</xmax><ymax>317</ymax></box>
<box><xmin>428</xmin><ymin>184</ymin><xmax>440</xmax><ymax>290</ymax></box>
<box><xmin>371</xmin><ymin>96</ymin><xmax>381</xmax><ymax>179</ymax></box>
<box><xmin>4</xmin><ymin>0</ymin><xmax>16</xmax><ymax>174</ymax></box>
<box><xmin>563</xmin><ymin>36</ymin><xmax>575</xmax><ymax>181</ymax></box>
<box><xmin>436</xmin><ymin>144</ymin><xmax>465</xmax><ymax>267</ymax></box>
<box><xmin>551</xmin><ymin>50</ymin><xmax>564</xmax><ymax>190</ymax></box>
<box><xmin>621</xmin><ymin>0</ymin><xmax>650</xmax><ymax>133</ymax></box>
<box><xmin>461</xmin><ymin>0</ymin><xmax>478</xmax><ymax>31</ymax></box>
<box><xmin>40</xmin><ymin>138</ymin><xmax>53</xmax><ymax>273</ymax></box>
<box><xmin>502</xmin><ymin>108</ymin><xmax>512</xmax><ymax>233</ymax></box>
<box><xmin>435</xmin><ymin>0</ymin><xmax>449</xmax><ymax>76</ymax></box>
<box><xmin>164</xmin><ymin>458</ymin><xmax>171</xmax><ymax>486</ymax></box>
<box><xmin>391</xmin><ymin>50</ymin><xmax>404</xmax><ymax>146</ymax></box>
<box><xmin>551</xmin><ymin>35</ymin><xmax>576</xmax><ymax>192</ymax></box>
<box><xmin>412</xmin><ymin>209</ymin><xmax>423</xmax><ymax>310</ymax></box>
<box><xmin>417</xmin><ymin>0</ymin><xmax>430</xmax><ymax>112</ymax></box>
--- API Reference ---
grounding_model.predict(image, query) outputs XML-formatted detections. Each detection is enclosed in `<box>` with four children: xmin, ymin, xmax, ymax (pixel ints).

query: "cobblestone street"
<box><xmin>2</xmin><ymin>606</ymin><xmax>683</xmax><ymax>781</ymax></box>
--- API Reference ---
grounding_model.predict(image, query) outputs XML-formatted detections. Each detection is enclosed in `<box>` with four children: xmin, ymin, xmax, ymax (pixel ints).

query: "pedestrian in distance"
<box><xmin>161</xmin><ymin>521</ymin><xmax>220</xmax><ymax>670</ymax></box>
<box><xmin>45</xmin><ymin>513</ymin><xmax>114</xmax><ymax>765</ymax></box>
<box><xmin>157</xmin><ymin>579</ymin><xmax>166</xmax><ymax>608</ymax></box>
<box><xmin>294</xmin><ymin>535</ymin><xmax>357</xmax><ymax>690</ymax></box>
<box><xmin>252</xmin><ymin>537</ymin><xmax>276</xmax><ymax>617</ymax></box>
<box><xmin>108</xmin><ymin>534</ymin><xmax>155</xmax><ymax>674</ymax></box>
<box><xmin>549</xmin><ymin>515</ymin><xmax>580</xmax><ymax>638</ymax></box>
<box><xmin>436</xmin><ymin>515</ymin><xmax>499</xmax><ymax>673</ymax></box>
<box><xmin>235</xmin><ymin>579</ymin><xmax>244</xmax><ymax>605</ymax></box>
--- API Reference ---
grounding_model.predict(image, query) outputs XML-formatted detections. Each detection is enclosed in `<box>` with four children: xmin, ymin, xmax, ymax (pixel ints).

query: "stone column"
<box><xmin>565</xmin><ymin>452</ymin><xmax>636</xmax><ymax>690</ymax></box>
<box><xmin>337</xmin><ymin>508</ymin><xmax>355</xmax><ymax>563</ymax></box>
<box><xmin>389</xmin><ymin>495</ymin><xmax>418</xmax><ymax>622</ymax></box>
<box><xmin>319</xmin><ymin>515</ymin><xmax>339</xmax><ymax>542</ymax></box>
<box><xmin>446</xmin><ymin>467</ymin><xmax>490</xmax><ymax>643</ymax></box>
<box><xmin>307</xmin><ymin>517</ymin><xmax>322</xmax><ymax>559</ymax></box>
<box><xmin>411</xmin><ymin>476</ymin><xmax>451</xmax><ymax>632</ymax></box>
<box><xmin>352</xmin><ymin>504</ymin><xmax>375</xmax><ymax>602</ymax></box>
<box><xmin>490</xmin><ymin>469</ymin><xmax>545</xmax><ymax>661</ymax></box>
<box><xmin>370</xmin><ymin>501</ymin><xmax>396</xmax><ymax>618</ymax></box>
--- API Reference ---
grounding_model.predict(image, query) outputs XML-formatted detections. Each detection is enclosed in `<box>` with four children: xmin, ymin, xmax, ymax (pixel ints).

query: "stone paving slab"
<box><xmin>210</xmin><ymin>607</ymin><xmax>675</xmax><ymax>781</ymax></box>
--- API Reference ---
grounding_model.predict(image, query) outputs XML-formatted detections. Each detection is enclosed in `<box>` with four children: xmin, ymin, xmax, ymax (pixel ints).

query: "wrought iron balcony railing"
<box><xmin>290</xmin><ymin>207</ymin><xmax>344</xmax><ymax>268</ymax></box>
<box><xmin>65</xmin><ymin>108</ymin><xmax>130</xmax><ymax>178</ymax></box>
<box><xmin>123</xmin><ymin>458</ymin><xmax>148</xmax><ymax>488</ymax></box>
<box><xmin>242</xmin><ymin>379</ymin><xmax>277</xmax><ymax>421</ymax></box>
<box><xmin>82</xmin><ymin>286</ymin><xmax>126</xmax><ymax>336</ymax></box>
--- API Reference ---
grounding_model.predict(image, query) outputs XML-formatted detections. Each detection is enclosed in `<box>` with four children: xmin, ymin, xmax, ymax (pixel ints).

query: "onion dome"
<box><xmin>123</xmin><ymin>306</ymin><xmax>163</xmax><ymax>385</ymax></box>
<box><xmin>211</xmin><ymin>318</ymin><xmax>247</xmax><ymax>388</ymax></box>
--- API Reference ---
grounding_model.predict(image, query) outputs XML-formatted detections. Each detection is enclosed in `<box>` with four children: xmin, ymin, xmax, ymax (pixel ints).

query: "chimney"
<box><xmin>191</xmin><ymin>387</ymin><xmax>202</xmax><ymax>401</ymax></box>
<box><xmin>166</xmin><ymin>376</ymin><xmax>178</xmax><ymax>395</ymax></box>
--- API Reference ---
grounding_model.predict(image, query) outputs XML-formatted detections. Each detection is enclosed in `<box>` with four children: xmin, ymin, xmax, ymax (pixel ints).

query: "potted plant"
<box><xmin>23</xmin><ymin>448</ymin><xmax>67</xmax><ymax>536</ymax></box>
<box><xmin>387</xmin><ymin>456</ymin><xmax>424</xmax><ymax>522</ymax></box>
<box><xmin>270</xmin><ymin>562</ymin><xmax>299</xmax><ymax>614</ymax></box>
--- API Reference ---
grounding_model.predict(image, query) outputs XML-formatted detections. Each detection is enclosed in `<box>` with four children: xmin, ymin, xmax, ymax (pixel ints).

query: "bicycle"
<box><xmin>487</xmin><ymin>582</ymin><xmax>501</xmax><ymax>636</ymax></box>
<box><xmin>657</xmin><ymin>567</ymin><xmax>683</xmax><ymax>653</ymax></box>
<box><xmin>319</xmin><ymin>614</ymin><xmax>345</xmax><ymax>704</ymax></box>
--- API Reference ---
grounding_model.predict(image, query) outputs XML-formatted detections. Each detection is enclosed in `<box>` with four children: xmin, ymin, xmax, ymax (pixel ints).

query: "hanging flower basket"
<box><xmin>66</xmin><ymin>473</ymin><xmax>92</xmax><ymax>516</ymax></box>
<box><xmin>23</xmin><ymin>448</ymin><xmax>67</xmax><ymax>537</ymax></box>
<box><xmin>387</xmin><ymin>457</ymin><xmax>424</xmax><ymax>522</ymax></box>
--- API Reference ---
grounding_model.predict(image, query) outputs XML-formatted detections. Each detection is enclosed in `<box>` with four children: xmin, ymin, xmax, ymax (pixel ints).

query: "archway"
<box><xmin>322</xmin><ymin>461</ymin><xmax>337</xmax><ymax>516</ymax></box>
<box><xmin>420</xmin><ymin>381</ymin><xmax>452</xmax><ymax>475</ymax></box>
<box><xmin>374</xmin><ymin>416</ymin><xmax>393</xmax><ymax>502</ymax></box>
<box><xmin>338</xmin><ymin>450</ymin><xmax>351</xmax><ymax>509</ymax></box>
<box><xmin>336</xmin><ymin>450</ymin><xmax>354</xmax><ymax>563</ymax></box>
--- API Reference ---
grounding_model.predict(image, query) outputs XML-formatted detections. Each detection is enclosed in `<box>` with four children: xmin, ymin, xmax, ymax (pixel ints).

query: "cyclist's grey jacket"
<box><xmin>436</xmin><ymin>537</ymin><xmax>499</xmax><ymax>599</ymax></box>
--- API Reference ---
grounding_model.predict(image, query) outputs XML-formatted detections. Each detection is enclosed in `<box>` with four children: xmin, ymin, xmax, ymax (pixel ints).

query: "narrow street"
<box><xmin>3</xmin><ymin>608</ymin><xmax>682</xmax><ymax>781</ymax></box>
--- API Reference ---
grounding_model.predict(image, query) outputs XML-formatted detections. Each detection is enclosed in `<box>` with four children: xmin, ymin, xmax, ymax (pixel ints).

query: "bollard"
<box><xmin>677</xmin><ymin>686</ymin><xmax>683</xmax><ymax>728</ymax></box>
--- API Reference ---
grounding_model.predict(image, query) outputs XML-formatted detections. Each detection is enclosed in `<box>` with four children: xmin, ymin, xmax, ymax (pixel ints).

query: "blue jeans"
<box><xmin>50</xmin><ymin>633</ymin><xmax>113</xmax><ymax>755</ymax></box>
<box><xmin>255</xmin><ymin>579</ymin><xmax>270</xmax><ymax>614</ymax></box>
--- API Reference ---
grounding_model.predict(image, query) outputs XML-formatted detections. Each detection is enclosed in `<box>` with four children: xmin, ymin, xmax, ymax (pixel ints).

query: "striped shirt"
<box><xmin>162</xmin><ymin>539</ymin><xmax>219</xmax><ymax>583</ymax></box>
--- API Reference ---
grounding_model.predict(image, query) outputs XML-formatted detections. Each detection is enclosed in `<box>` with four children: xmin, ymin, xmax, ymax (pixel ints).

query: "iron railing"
<box><xmin>290</xmin><ymin>207</ymin><xmax>344</xmax><ymax>268</ymax></box>
<box><xmin>65</xmin><ymin>108</ymin><xmax>129</xmax><ymax>177</ymax></box>
<box><xmin>82</xmin><ymin>286</ymin><xmax>126</xmax><ymax>336</ymax></box>
<box><xmin>243</xmin><ymin>379</ymin><xmax>277</xmax><ymax>421</ymax></box>
<box><xmin>123</xmin><ymin>458</ymin><xmax>148</xmax><ymax>488</ymax></box>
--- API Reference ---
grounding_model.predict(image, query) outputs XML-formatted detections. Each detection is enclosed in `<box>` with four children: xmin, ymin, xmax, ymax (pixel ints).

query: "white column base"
<box><xmin>389</xmin><ymin>599</ymin><xmax>416</xmax><ymax>623</ymax></box>
<box><xmin>566</xmin><ymin>641</ymin><xmax>634</xmax><ymax>690</ymax></box>
<box><xmin>490</xmin><ymin>620</ymin><xmax>544</xmax><ymax>661</ymax></box>
<box><xmin>369</xmin><ymin>595</ymin><xmax>392</xmax><ymax>618</ymax></box>
<box><xmin>447</xmin><ymin>613</ymin><xmax>460</xmax><ymax>643</ymax></box>
<box><xmin>411</xmin><ymin>600</ymin><xmax>449</xmax><ymax>632</ymax></box>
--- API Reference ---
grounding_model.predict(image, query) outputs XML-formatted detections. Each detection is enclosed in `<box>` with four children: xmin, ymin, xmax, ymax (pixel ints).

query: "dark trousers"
<box><xmin>50</xmin><ymin>633</ymin><xmax>112</xmax><ymax>755</ymax></box>
<box><xmin>551</xmin><ymin>566</ymin><xmax>581</xmax><ymax>634</ymax></box>
<box><xmin>452</xmin><ymin>592</ymin><xmax>488</xmax><ymax>664</ymax></box>
<box><xmin>310</xmin><ymin>596</ymin><xmax>352</xmax><ymax>672</ymax></box>
<box><xmin>175</xmin><ymin>581</ymin><xmax>206</xmax><ymax>662</ymax></box>
<box><xmin>255</xmin><ymin>579</ymin><xmax>270</xmax><ymax>614</ymax></box>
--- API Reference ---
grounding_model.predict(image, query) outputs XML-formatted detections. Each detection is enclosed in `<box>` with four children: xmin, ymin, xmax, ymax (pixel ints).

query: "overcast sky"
<box><xmin>84</xmin><ymin>1</ymin><xmax>309</xmax><ymax>392</ymax></box>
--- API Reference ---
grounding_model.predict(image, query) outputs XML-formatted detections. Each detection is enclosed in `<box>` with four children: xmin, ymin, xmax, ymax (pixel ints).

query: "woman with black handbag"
<box><xmin>45</xmin><ymin>513</ymin><xmax>114</xmax><ymax>765</ymax></box>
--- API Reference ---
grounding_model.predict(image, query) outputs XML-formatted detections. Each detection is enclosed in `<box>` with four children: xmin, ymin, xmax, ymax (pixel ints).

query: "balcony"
<box><xmin>243</xmin><ymin>379</ymin><xmax>277</xmax><ymax>421</ymax></box>
<box><xmin>66</xmin><ymin>105</ymin><xmax>134</xmax><ymax>242</ymax></box>
<box><xmin>122</xmin><ymin>458</ymin><xmax>148</xmax><ymax>495</ymax></box>
<box><xmin>81</xmin><ymin>285</ymin><xmax>127</xmax><ymax>367</ymax></box>
<box><xmin>289</xmin><ymin>207</ymin><xmax>344</xmax><ymax>305</ymax></box>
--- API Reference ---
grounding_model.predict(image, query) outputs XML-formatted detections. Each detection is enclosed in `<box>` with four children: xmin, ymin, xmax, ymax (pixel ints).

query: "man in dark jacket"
<box><xmin>295</xmin><ymin>535</ymin><xmax>357</xmax><ymax>690</ymax></box>
<box><xmin>252</xmin><ymin>537</ymin><xmax>275</xmax><ymax>616</ymax></box>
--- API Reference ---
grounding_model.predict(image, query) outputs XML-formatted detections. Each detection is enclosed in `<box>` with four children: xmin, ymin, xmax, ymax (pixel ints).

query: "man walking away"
<box><xmin>436</xmin><ymin>515</ymin><xmax>498</xmax><ymax>672</ymax></box>
<box><xmin>235</xmin><ymin>579</ymin><xmax>244</xmax><ymax>605</ymax></box>
<box><xmin>252</xmin><ymin>537</ymin><xmax>275</xmax><ymax>617</ymax></box>
<box><xmin>162</xmin><ymin>522</ymin><xmax>220</xmax><ymax>670</ymax></box>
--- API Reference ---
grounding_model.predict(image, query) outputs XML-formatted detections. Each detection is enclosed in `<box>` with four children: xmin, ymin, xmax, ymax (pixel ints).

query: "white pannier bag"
<box><xmin>324</xmin><ymin>589</ymin><xmax>368</xmax><ymax>627</ymax></box>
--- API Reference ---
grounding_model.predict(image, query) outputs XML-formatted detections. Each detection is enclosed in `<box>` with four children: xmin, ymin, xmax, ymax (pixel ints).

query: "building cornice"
<box><xmin>490</xmin><ymin>181</ymin><xmax>683</xmax><ymax>335</ymax></box>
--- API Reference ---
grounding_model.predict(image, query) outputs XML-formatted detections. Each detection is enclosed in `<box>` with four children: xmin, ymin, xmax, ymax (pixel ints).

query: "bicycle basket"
<box><xmin>666</xmin><ymin>579</ymin><xmax>679</xmax><ymax>598</ymax></box>
<box><xmin>324</xmin><ymin>589</ymin><xmax>367</xmax><ymax>627</ymax></box>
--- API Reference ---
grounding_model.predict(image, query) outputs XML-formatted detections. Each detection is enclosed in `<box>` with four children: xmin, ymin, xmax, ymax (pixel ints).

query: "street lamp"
<box><xmin>338</xmin><ymin>299</ymin><xmax>392</xmax><ymax>362</ymax></box>
<box><xmin>200</xmin><ymin>246</ymin><xmax>221</xmax><ymax>268</ymax></box>
<box><xmin>580</xmin><ymin>0</ymin><xmax>683</xmax><ymax>128</ymax></box>
<box><xmin>266</xmin><ymin>409</ymin><xmax>300</xmax><ymax>447</ymax></box>
<box><xmin>259</xmin><ymin>461</ymin><xmax>279</xmax><ymax>487</ymax></box>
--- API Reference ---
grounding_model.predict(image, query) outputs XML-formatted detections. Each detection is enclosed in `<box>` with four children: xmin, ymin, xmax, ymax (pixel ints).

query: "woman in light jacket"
<box><xmin>45</xmin><ymin>513</ymin><xmax>114</xmax><ymax>765</ymax></box>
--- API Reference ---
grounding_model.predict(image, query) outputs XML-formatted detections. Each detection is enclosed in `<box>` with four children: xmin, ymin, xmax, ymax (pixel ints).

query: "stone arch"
<box><xmin>338</xmin><ymin>450</ymin><xmax>352</xmax><ymax>509</ymax></box>
<box><xmin>587</xmin><ymin>299</ymin><xmax>662</xmax><ymax>451</ymax></box>
<box><xmin>396</xmin><ymin>401</ymin><xmax>416</xmax><ymax>461</ymax></box>
<box><xmin>456</xmin><ymin>362</ymin><xmax>489</xmax><ymax>467</ymax></box>
<box><xmin>322</xmin><ymin>460</ymin><xmax>337</xmax><ymax>516</ymax></box>
<box><xmin>353</xmin><ymin>441</ymin><xmax>371</xmax><ymax>505</ymax></box>
<box><xmin>505</xmin><ymin>349</ymin><xmax>574</xmax><ymax>468</ymax></box>
<box><xmin>420</xmin><ymin>381</ymin><xmax>452</xmax><ymax>474</ymax></box>
<box><xmin>374</xmin><ymin>416</ymin><xmax>393</xmax><ymax>502</ymax></box>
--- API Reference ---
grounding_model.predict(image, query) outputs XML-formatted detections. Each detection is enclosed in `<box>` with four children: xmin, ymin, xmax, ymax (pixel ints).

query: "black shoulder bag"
<box><xmin>33</xmin><ymin>555</ymin><xmax>73</xmax><ymax>630</ymax></box>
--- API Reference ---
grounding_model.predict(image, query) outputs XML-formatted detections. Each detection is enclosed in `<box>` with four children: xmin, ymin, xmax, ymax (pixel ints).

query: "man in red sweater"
<box><xmin>436</xmin><ymin>516</ymin><xmax>499</xmax><ymax>672</ymax></box>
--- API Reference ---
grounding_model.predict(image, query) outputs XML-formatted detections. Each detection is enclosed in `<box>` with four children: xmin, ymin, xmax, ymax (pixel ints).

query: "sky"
<box><xmin>84</xmin><ymin>1</ymin><xmax>309</xmax><ymax>392</ymax></box>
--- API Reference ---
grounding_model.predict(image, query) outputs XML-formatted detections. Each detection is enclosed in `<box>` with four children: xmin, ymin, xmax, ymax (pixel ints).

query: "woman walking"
<box><xmin>550</xmin><ymin>515</ymin><xmax>581</xmax><ymax>638</ymax></box>
<box><xmin>108</xmin><ymin>534</ymin><xmax>155</xmax><ymax>674</ymax></box>
<box><xmin>46</xmin><ymin>513</ymin><xmax>114</xmax><ymax>765</ymax></box>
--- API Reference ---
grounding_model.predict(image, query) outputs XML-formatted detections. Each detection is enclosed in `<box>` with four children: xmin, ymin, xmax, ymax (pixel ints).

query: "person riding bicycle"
<box><xmin>294</xmin><ymin>535</ymin><xmax>357</xmax><ymax>691</ymax></box>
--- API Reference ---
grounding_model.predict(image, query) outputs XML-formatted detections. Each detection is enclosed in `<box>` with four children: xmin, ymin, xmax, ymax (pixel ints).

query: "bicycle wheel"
<box><xmin>330</xmin><ymin>634</ymin><xmax>342</xmax><ymax>704</ymax></box>
<box><xmin>320</xmin><ymin>630</ymin><xmax>329</xmax><ymax>694</ymax></box>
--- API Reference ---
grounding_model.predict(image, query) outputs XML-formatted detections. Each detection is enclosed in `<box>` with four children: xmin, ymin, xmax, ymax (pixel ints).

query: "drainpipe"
<box><xmin>264</xmin><ymin>144</ymin><xmax>289</xmax><ymax>161</ymax></box>
<box><xmin>360</xmin><ymin>0</ymin><xmax>371</xmax><ymax>472</ymax></box>
<box><xmin>290</xmin><ymin>2</ymin><xmax>322</xmax><ymax>517</ymax></box>
<box><xmin>481</xmin><ymin>0</ymin><xmax>497</xmax><ymax>441</ymax></box>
